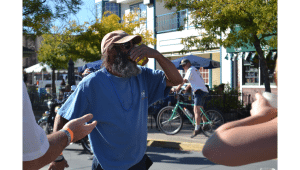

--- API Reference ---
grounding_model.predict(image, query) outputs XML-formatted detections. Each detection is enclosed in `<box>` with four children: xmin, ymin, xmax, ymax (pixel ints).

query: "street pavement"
<box><xmin>39</xmin><ymin>120</ymin><xmax>277</xmax><ymax>170</ymax></box>
<box><xmin>40</xmin><ymin>143</ymin><xmax>277</xmax><ymax>170</ymax></box>
<box><xmin>147</xmin><ymin>121</ymin><xmax>208</xmax><ymax>151</ymax></box>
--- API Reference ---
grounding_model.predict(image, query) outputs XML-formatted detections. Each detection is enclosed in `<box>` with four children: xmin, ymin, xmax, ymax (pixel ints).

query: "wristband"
<box><xmin>60</xmin><ymin>128</ymin><xmax>74</xmax><ymax>145</ymax></box>
<box><xmin>54</xmin><ymin>155</ymin><xmax>64</xmax><ymax>162</ymax></box>
<box><xmin>65</xmin><ymin>128</ymin><xmax>74</xmax><ymax>142</ymax></box>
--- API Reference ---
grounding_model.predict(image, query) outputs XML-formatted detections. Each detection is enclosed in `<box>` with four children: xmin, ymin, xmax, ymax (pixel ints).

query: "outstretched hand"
<box><xmin>63</xmin><ymin>113</ymin><xmax>97</xmax><ymax>142</ymax></box>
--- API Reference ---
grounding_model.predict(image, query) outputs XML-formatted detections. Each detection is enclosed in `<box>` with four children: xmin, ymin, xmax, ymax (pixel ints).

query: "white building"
<box><xmin>94</xmin><ymin>0</ymin><xmax>235</xmax><ymax>90</ymax></box>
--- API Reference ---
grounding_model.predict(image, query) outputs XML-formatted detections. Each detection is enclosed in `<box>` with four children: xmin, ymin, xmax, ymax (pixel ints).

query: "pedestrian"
<box><xmin>82</xmin><ymin>68</ymin><xmax>91</xmax><ymax>77</ymax></box>
<box><xmin>202</xmin><ymin>60</ymin><xmax>278</xmax><ymax>166</ymax></box>
<box><xmin>49</xmin><ymin>30</ymin><xmax>183</xmax><ymax>170</ymax></box>
<box><xmin>23</xmin><ymin>81</ymin><xmax>97</xmax><ymax>170</ymax></box>
<box><xmin>175</xmin><ymin>59</ymin><xmax>209</xmax><ymax>138</ymax></box>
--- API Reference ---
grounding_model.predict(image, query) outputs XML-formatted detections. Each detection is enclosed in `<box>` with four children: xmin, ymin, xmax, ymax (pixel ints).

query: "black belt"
<box><xmin>93</xmin><ymin>154</ymin><xmax>152</xmax><ymax>170</ymax></box>
<box><xmin>128</xmin><ymin>154</ymin><xmax>153</xmax><ymax>170</ymax></box>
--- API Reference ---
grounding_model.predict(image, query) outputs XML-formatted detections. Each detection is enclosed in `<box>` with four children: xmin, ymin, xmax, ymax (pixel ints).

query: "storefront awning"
<box><xmin>225</xmin><ymin>51</ymin><xmax>277</xmax><ymax>61</ymax></box>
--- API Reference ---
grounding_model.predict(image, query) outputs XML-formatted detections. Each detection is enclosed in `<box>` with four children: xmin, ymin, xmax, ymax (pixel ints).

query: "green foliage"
<box><xmin>38</xmin><ymin>11</ymin><xmax>156</xmax><ymax>66</ymax></box>
<box><xmin>164</xmin><ymin>0</ymin><xmax>277</xmax><ymax>92</ymax></box>
<box><xmin>23</xmin><ymin>0</ymin><xmax>83</xmax><ymax>37</ymax></box>
<box><xmin>38</xmin><ymin>25</ymin><xmax>78</xmax><ymax>70</ymax></box>
<box><xmin>64</xmin><ymin>11</ymin><xmax>156</xmax><ymax>62</ymax></box>
<box><xmin>206</xmin><ymin>83</ymin><xmax>245</xmax><ymax>113</ymax></box>
<box><xmin>164</xmin><ymin>0</ymin><xmax>277</xmax><ymax>52</ymax></box>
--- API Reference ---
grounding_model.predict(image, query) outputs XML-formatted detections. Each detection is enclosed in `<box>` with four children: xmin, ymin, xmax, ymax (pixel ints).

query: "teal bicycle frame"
<box><xmin>170</xmin><ymin>101</ymin><xmax>211</xmax><ymax>126</ymax></box>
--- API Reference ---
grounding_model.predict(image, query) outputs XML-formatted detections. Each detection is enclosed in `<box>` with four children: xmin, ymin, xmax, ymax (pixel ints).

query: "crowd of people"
<box><xmin>23</xmin><ymin>30</ymin><xmax>277</xmax><ymax>170</ymax></box>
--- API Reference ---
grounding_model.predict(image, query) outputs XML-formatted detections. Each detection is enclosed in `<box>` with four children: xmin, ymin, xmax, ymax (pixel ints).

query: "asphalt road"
<box><xmin>40</xmin><ymin>143</ymin><xmax>277</xmax><ymax>170</ymax></box>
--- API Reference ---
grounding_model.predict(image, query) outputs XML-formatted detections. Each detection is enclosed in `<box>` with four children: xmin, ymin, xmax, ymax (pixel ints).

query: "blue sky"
<box><xmin>53</xmin><ymin>0</ymin><xmax>97</xmax><ymax>27</ymax></box>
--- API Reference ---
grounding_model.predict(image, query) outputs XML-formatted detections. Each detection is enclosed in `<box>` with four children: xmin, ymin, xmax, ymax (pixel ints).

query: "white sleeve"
<box><xmin>23</xmin><ymin>82</ymin><xmax>49</xmax><ymax>162</ymax></box>
<box><xmin>183</xmin><ymin>68</ymin><xmax>191</xmax><ymax>80</ymax></box>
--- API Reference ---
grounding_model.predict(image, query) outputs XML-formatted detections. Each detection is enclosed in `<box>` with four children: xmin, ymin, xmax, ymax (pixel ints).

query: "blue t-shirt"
<box><xmin>58</xmin><ymin>66</ymin><xmax>170</xmax><ymax>170</ymax></box>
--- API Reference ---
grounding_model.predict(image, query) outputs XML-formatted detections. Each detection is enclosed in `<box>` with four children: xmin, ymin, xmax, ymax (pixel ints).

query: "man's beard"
<box><xmin>111</xmin><ymin>50</ymin><xmax>141</xmax><ymax>78</ymax></box>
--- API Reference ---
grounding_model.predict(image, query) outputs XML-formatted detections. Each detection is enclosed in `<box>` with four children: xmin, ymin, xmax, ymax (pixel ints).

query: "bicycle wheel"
<box><xmin>201</xmin><ymin>109</ymin><xmax>224</xmax><ymax>137</ymax></box>
<box><xmin>157</xmin><ymin>106</ymin><xmax>183</xmax><ymax>135</ymax></box>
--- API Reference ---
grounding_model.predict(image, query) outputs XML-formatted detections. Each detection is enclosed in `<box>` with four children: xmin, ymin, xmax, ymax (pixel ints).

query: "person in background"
<box><xmin>176</xmin><ymin>59</ymin><xmax>209</xmax><ymax>138</ymax></box>
<box><xmin>216</xmin><ymin>83</ymin><xmax>224</xmax><ymax>94</ymax></box>
<box><xmin>202</xmin><ymin>60</ymin><xmax>278</xmax><ymax>166</ymax></box>
<box><xmin>23</xmin><ymin>82</ymin><xmax>97</xmax><ymax>170</ymax></box>
<box><xmin>82</xmin><ymin>68</ymin><xmax>91</xmax><ymax>77</ymax></box>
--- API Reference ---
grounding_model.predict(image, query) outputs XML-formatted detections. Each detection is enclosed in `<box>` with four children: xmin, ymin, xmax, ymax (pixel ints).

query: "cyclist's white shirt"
<box><xmin>23</xmin><ymin>82</ymin><xmax>49</xmax><ymax>161</ymax></box>
<box><xmin>184</xmin><ymin>66</ymin><xmax>209</xmax><ymax>93</ymax></box>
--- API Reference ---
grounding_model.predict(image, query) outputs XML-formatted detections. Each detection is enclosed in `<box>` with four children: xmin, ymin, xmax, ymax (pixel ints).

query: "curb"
<box><xmin>147</xmin><ymin>139</ymin><xmax>205</xmax><ymax>152</ymax></box>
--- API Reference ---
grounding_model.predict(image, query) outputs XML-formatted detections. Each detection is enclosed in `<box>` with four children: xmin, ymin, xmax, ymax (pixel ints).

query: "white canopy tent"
<box><xmin>24</xmin><ymin>63</ymin><xmax>66</xmax><ymax>85</ymax></box>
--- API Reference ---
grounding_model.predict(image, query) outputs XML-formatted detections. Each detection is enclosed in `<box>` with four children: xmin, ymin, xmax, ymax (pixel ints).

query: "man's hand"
<box><xmin>48</xmin><ymin>159</ymin><xmax>69</xmax><ymax>170</ymax></box>
<box><xmin>250</xmin><ymin>93</ymin><xmax>277</xmax><ymax>120</ymax></box>
<box><xmin>129</xmin><ymin>44</ymin><xmax>161</xmax><ymax>64</ymax></box>
<box><xmin>63</xmin><ymin>113</ymin><xmax>97</xmax><ymax>142</ymax></box>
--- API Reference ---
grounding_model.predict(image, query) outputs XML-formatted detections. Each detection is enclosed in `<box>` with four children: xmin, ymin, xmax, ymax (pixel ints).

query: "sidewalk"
<box><xmin>147</xmin><ymin>121</ymin><xmax>209</xmax><ymax>152</ymax></box>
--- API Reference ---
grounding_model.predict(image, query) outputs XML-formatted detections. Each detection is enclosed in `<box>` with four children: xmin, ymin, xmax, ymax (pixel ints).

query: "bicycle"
<box><xmin>157</xmin><ymin>90</ymin><xmax>225</xmax><ymax>137</ymax></box>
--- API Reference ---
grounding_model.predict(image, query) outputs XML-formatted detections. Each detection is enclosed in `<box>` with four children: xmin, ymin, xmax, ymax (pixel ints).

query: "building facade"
<box><xmin>223</xmin><ymin>43</ymin><xmax>277</xmax><ymax>102</ymax></box>
<box><xmin>94</xmin><ymin>0</ymin><xmax>228</xmax><ymax>89</ymax></box>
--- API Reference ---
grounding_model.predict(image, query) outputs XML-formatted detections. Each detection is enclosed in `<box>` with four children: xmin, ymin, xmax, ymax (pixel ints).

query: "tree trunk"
<box><xmin>253</xmin><ymin>35</ymin><xmax>271</xmax><ymax>92</ymax></box>
<box><xmin>51</xmin><ymin>67</ymin><xmax>56</xmax><ymax>95</ymax></box>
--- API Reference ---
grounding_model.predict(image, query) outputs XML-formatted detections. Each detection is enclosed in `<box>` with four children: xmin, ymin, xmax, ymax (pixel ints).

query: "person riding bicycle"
<box><xmin>175</xmin><ymin>59</ymin><xmax>209</xmax><ymax>138</ymax></box>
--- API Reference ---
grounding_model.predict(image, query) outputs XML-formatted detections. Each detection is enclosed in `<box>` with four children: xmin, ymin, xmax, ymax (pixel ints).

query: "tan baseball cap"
<box><xmin>101</xmin><ymin>30</ymin><xmax>142</xmax><ymax>55</ymax></box>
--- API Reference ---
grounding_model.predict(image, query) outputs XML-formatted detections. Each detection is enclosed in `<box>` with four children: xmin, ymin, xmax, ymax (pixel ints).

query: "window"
<box><xmin>104</xmin><ymin>2</ymin><xmax>120</xmax><ymax>17</ymax></box>
<box><xmin>199</xmin><ymin>67</ymin><xmax>209</xmax><ymax>84</ymax></box>
<box><xmin>243</xmin><ymin>60</ymin><xmax>259</xmax><ymax>85</ymax></box>
<box><xmin>130</xmin><ymin>3</ymin><xmax>147</xmax><ymax>22</ymax></box>
<box><xmin>95</xmin><ymin>1</ymin><xmax>120</xmax><ymax>20</ymax></box>
<box><xmin>242</xmin><ymin>55</ymin><xmax>276</xmax><ymax>86</ymax></box>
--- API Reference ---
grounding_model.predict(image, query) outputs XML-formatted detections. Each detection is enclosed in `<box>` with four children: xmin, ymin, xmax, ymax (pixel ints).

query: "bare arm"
<box><xmin>53</xmin><ymin>113</ymin><xmax>69</xmax><ymax>133</ymax></box>
<box><xmin>129</xmin><ymin>44</ymin><xmax>183</xmax><ymax>87</ymax></box>
<box><xmin>23</xmin><ymin>114</ymin><xmax>96</xmax><ymax>170</ymax></box>
<box><xmin>202</xmin><ymin>93</ymin><xmax>278</xmax><ymax>166</ymax></box>
<box><xmin>202</xmin><ymin>117</ymin><xmax>277</xmax><ymax>166</ymax></box>
<box><xmin>154</xmin><ymin>54</ymin><xmax>183</xmax><ymax>87</ymax></box>
<box><xmin>23</xmin><ymin>131</ymin><xmax>69</xmax><ymax>170</ymax></box>
<box><xmin>176</xmin><ymin>79</ymin><xmax>188</xmax><ymax>92</ymax></box>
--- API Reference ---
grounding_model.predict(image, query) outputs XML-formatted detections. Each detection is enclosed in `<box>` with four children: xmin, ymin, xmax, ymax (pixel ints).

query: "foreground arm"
<box><xmin>130</xmin><ymin>44</ymin><xmax>183</xmax><ymax>87</ymax></box>
<box><xmin>202</xmin><ymin>93</ymin><xmax>277</xmax><ymax>166</ymax></box>
<box><xmin>23</xmin><ymin>114</ymin><xmax>97</xmax><ymax>170</ymax></box>
<box><xmin>154</xmin><ymin>54</ymin><xmax>183</xmax><ymax>87</ymax></box>
<box><xmin>23</xmin><ymin>131</ymin><xmax>69</xmax><ymax>170</ymax></box>
<box><xmin>46</xmin><ymin>114</ymin><xmax>71</xmax><ymax>170</ymax></box>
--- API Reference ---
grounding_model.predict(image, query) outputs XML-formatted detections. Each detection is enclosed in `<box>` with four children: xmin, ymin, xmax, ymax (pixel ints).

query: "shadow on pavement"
<box><xmin>147</xmin><ymin>147</ymin><xmax>215</xmax><ymax>166</ymax></box>
<box><xmin>147</xmin><ymin>145</ymin><xmax>189</xmax><ymax>154</ymax></box>
<box><xmin>64</xmin><ymin>147</ymin><xmax>93</xmax><ymax>155</ymax></box>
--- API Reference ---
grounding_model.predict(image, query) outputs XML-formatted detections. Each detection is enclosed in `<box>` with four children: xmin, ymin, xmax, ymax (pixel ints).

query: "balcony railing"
<box><xmin>156</xmin><ymin>9</ymin><xmax>189</xmax><ymax>34</ymax></box>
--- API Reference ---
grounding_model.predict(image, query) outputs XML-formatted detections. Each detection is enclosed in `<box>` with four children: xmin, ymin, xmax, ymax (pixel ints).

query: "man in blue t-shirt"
<box><xmin>49</xmin><ymin>30</ymin><xmax>183</xmax><ymax>170</ymax></box>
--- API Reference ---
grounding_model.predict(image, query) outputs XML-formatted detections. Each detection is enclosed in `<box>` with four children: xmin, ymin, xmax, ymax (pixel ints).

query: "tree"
<box><xmin>37</xmin><ymin>11</ymin><xmax>156</xmax><ymax>93</ymax></box>
<box><xmin>38</xmin><ymin>26</ymin><xmax>78</xmax><ymax>94</ymax></box>
<box><xmin>67</xmin><ymin>11</ymin><xmax>156</xmax><ymax>62</ymax></box>
<box><xmin>164</xmin><ymin>0</ymin><xmax>277</xmax><ymax>92</ymax></box>
<box><xmin>23</xmin><ymin>0</ymin><xmax>83</xmax><ymax>37</ymax></box>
